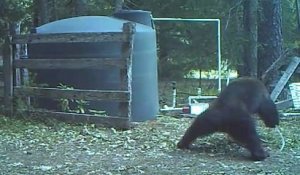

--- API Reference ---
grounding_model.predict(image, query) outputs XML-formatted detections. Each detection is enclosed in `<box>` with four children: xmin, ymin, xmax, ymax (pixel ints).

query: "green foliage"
<box><xmin>43</xmin><ymin>0</ymin><xmax>114</xmax><ymax>21</ymax></box>
<box><xmin>57</xmin><ymin>83</ymin><xmax>89</xmax><ymax>114</ymax></box>
<box><xmin>0</xmin><ymin>0</ymin><xmax>33</xmax><ymax>46</ymax></box>
<box><xmin>129</xmin><ymin>0</ymin><xmax>245</xmax><ymax>79</ymax></box>
<box><xmin>55</xmin><ymin>83</ymin><xmax>107</xmax><ymax>116</ymax></box>
<box><xmin>156</xmin><ymin>22</ymin><xmax>218</xmax><ymax>79</ymax></box>
<box><xmin>130</xmin><ymin>0</ymin><xmax>299</xmax><ymax>79</ymax></box>
<box><xmin>0</xmin><ymin>0</ymin><xmax>113</xmax><ymax>47</ymax></box>
<box><xmin>282</xmin><ymin>0</ymin><xmax>300</xmax><ymax>49</ymax></box>
<box><xmin>0</xmin><ymin>0</ymin><xmax>32</xmax><ymax>21</ymax></box>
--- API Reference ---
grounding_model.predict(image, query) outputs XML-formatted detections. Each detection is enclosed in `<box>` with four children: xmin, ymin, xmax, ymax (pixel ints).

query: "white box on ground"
<box><xmin>190</xmin><ymin>103</ymin><xmax>209</xmax><ymax>115</ymax></box>
<box><xmin>289</xmin><ymin>83</ymin><xmax>300</xmax><ymax>109</ymax></box>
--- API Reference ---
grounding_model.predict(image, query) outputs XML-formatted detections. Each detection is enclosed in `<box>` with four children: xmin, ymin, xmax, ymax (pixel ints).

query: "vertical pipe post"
<box><xmin>217</xmin><ymin>19</ymin><xmax>222</xmax><ymax>92</ymax></box>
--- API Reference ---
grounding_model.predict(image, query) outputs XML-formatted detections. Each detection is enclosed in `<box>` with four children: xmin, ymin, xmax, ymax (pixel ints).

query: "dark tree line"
<box><xmin>0</xmin><ymin>0</ymin><xmax>299</xmax><ymax>88</ymax></box>
<box><xmin>241</xmin><ymin>0</ymin><xmax>283</xmax><ymax>88</ymax></box>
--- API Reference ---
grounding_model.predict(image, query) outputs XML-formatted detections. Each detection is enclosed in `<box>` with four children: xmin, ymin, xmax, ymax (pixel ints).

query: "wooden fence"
<box><xmin>2</xmin><ymin>22</ymin><xmax>135</xmax><ymax>129</ymax></box>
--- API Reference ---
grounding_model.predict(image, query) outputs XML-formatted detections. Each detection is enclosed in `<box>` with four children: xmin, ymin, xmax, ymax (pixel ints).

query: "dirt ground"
<box><xmin>0</xmin><ymin>114</ymin><xmax>299</xmax><ymax>175</ymax></box>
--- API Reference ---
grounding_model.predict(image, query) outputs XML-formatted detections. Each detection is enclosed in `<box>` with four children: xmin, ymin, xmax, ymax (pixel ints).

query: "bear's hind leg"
<box><xmin>227</xmin><ymin>116</ymin><xmax>269</xmax><ymax>161</ymax></box>
<box><xmin>177</xmin><ymin>109</ymin><xmax>220</xmax><ymax>149</ymax></box>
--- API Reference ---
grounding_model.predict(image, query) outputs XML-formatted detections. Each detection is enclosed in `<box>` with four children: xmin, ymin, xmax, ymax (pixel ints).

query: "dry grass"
<box><xmin>0</xmin><ymin>114</ymin><xmax>299</xmax><ymax>175</ymax></box>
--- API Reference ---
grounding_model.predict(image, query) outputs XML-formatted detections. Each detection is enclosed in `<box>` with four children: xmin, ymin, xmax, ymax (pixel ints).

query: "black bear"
<box><xmin>177</xmin><ymin>77</ymin><xmax>279</xmax><ymax>161</ymax></box>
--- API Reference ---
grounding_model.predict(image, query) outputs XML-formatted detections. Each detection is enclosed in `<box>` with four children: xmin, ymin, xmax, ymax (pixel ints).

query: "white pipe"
<box><xmin>188</xmin><ymin>96</ymin><xmax>217</xmax><ymax>105</ymax></box>
<box><xmin>153</xmin><ymin>18</ymin><xmax>222</xmax><ymax>91</ymax></box>
<box><xmin>153</xmin><ymin>18</ymin><xmax>220</xmax><ymax>22</ymax></box>
<box><xmin>160</xmin><ymin>107</ymin><xmax>183</xmax><ymax>112</ymax></box>
<box><xmin>217</xmin><ymin>19</ymin><xmax>222</xmax><ymax>92</ymax></box>
<box><xmin>172</xmin><ymin>88</ymin><xmax>176</xmax><ymax>108</ymax></box>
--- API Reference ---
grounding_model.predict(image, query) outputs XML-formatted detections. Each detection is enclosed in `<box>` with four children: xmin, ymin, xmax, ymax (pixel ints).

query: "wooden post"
<box><xmin>9</xmin><ymin>22</ymin><xmax>31</xmax><ymax>108</ymax></box>
<box><xmin>3</xmin><ymin>36</ymin><xmax>13</xmax><ymax>116</ymax></box>
<box><xmin>9</xmin><ymin>22</ymin><xmax>21</xmax><ymax>86</ymax></box>
<box><xmin>119</xmin><ymin>22</ymin><xmax>135</xmax><ymax>123</ymax></box>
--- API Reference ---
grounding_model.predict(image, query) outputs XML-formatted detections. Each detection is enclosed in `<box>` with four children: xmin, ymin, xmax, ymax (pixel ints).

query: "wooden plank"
<box><xmin>20</xmin><ymin>109</ymin><xmax>130</xmax><ymax>129</ymax></box>
<box><xmin>14</xmin><ymin>86</ymin><xmax>130</xmax><ymax>102</ymax></box>
<box><xmin>12</xmin><ymin>32</ymin><xmax>127</xmax><ymax>44</ymax></box>
<box><xmin>3</xmin><ymin>36</ymin><xmax>14</xmax><ymax>116</ymax></box>
<box><xmin>271</xmin><ymin>57</ymin><xmax>300</xmax><ymax>101</ymax></box>
<box><xmin>119</xmin><ymin>22</ymin><xmax>135</xmax><ymax>119</ymax></box>
<box><xmin>14</xmin><ymin>58</ymin><xmax>127</xmax><ymax>69</ymax></box>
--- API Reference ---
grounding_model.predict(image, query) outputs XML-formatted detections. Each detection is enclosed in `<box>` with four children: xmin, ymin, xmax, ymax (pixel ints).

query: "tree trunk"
<box><xmin>0</xmin><ymin>1</ymin><xmax>5</xmax><ymax>16</ymax></box>
<box><xmin>296</xmin><ymin>0</ymin><xmax>300</xmax><ymax>29</ymax></box>
<box><xmin>258</xmin><ymin>0</ymin><xmax>283</xmax><ymax>87</ymax></box>
<box><xmin>33</xmin><ymin>0</ymin><xmax>49</xmax><ymax>27</ymax></box>
<box><xmin>115</xmin><ymin>0</ymin><xmax>124</xmax><ymax>12</ymax></box>
<box><xmin>241</xmin><ymin>0</ymin><xmax>258</xmax><ymax>77</ymax></box>
<box><xmin>73</xmin><ymin>0</ymin><xmax>87</xmax><ymax>16</ymax></box>
<box><xmin>49</xmin><ymin>0</ymin><xmax>58</xmax><ymax>21</ymax></box>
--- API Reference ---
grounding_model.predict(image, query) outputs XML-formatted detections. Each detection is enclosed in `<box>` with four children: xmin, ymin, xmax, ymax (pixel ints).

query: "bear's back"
<box><xmin>216</xmin><ymin>77</ymin><xmax>270</xmax><ymax>113</ymax></box>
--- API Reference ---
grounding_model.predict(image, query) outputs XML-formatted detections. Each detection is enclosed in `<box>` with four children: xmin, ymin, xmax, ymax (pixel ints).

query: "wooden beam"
<box><xmin>14</xmin><ymin>86</ymin><xmax>130</xmax><ymax>102</ymax></box>
<box><xmin>12</xmin><ymin>32</ymin><xmax>127</xmax><ymax>44</ymax></box>
<box><xmin>3</xmin><ymin>36</ymin><xmax>14</xmax><ymax>116</ymax></box>
<box><xmin>19</xmin><ymin>109</ymin><xmax>130</xmax><ymax>129</ymax></box>
<box><xmin>119</xmin><ymin>22</ymin><xmax>135</xmax><ymax>119</ymax></box>
<box><xmin>271</xmin><ymin>57</ymin><xmax>300</xmax><ymax>101</ymax></box>
<box><xmin>14</xmin><ymin>58</ymin><xmax>127</xmax><ymax>69</ymax></box>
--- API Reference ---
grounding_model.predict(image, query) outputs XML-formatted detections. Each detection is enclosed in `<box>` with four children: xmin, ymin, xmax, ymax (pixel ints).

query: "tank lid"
<box><xmin>113</xmin><ymin>10</ymin><xmax>154</xmax><ymax>28</ymax></box>
<box><xmin>35</xmin><ymin>16</ymin><xmax>152</xmax><ymax>34</ymax></box>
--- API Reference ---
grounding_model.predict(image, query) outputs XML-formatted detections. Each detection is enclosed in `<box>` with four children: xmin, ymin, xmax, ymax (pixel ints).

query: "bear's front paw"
<box><xmin>251</xmin><ymin>149</ymin><xmax>270</xmax><ymax>161</ymax></box>
<box><xmin>177</xmin><ymin>141</ymin><xmax>189</xmax><ymax>149</ymax></box>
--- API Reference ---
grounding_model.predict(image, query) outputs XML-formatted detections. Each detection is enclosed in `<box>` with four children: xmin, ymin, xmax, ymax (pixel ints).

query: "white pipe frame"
<box><xmin>153</xmin><ymin>17</ymin><xmax>222</xmax><ymax>92</ymax></box>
